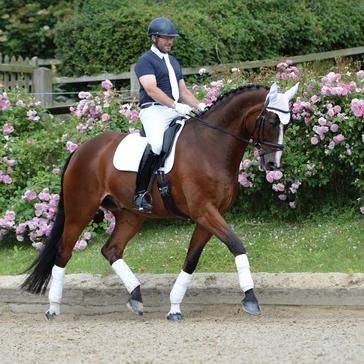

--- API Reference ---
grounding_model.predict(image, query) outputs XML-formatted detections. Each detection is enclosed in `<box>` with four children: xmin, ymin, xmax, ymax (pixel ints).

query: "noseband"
<box><xmin>190</xmin><ymin>98</ymin><xmax>290</xmax><ymax>156</ymax></box>
<box><xmin>252</xmin><ymin>100</ymin><xmax>288</xmax><ymax>156</ymax></box>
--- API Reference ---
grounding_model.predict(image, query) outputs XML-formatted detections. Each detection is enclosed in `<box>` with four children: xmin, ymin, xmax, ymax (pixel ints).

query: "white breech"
<box><xmin>112</xmin><ymin>259</ymin><xmax>140</xmax><ymax>294</ymax></box>
<box><xmin>139</xmin><ymin>105</ymin><xmax>183</xmax><ymax>155</ymax></box>
<box><xmin>48</xmin><ymin>265</ymin><xmax>65</xmax><ymax>315</ymax></box>
<box><xmin>235</xmin><ymin>254</ymin><xmax>254</xmax><ymax>292</ymax></box>
<box><xmin>168</xmin><ymin>270</ymin><xmax>192</xmax><ymax>315</ymax></box>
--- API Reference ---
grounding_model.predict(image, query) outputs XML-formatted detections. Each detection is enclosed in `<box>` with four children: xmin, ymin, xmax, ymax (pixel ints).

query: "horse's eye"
<box><xmin>269</xmin><ymin>119</ymin><xmax>279</xmax><ymax>128</ymax></box>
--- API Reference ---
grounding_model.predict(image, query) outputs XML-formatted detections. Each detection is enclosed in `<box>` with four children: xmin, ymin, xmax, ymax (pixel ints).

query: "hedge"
<box><xmin>54</xmin><ymin>0</ymin><xmax>364</xmax><ymax>75</ymax></box>
<box><xmin>0</xmin><ymin>0</ymin><xmax>77</xmax><ymax>58</ymax></box>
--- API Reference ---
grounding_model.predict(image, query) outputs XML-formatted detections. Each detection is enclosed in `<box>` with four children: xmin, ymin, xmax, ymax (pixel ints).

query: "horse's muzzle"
<box><xmin>267</xmin><ymin>161</ymin><xmax>277</xmax><ymax>171</ymax></box>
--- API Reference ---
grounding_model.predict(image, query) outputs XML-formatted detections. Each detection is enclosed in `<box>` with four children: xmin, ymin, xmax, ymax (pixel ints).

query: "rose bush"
<box><xmin>0</xmin><ymin>82</ymin><xmax>134</xmax><ymax>249</ymax></box>
<box><xmin>192</xmin><ymin>61</ymin><xmax>363</xmax><ymax>215</ymax></box>
<box><xmin>237</xmin><ymin>63</ymin><xmax>363</xmax><ymax>216</ymax></box>
<box><xmin>0</xmin><ymin>61</ymin><xmax>363</xmax><ymax>250</ymax></box>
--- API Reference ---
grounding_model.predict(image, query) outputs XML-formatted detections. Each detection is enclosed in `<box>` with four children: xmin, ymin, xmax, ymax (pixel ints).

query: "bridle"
<box><xmin>190</xmin><ymin>97</ymin><xmax>290</xmax><ymax>156</ymax></box>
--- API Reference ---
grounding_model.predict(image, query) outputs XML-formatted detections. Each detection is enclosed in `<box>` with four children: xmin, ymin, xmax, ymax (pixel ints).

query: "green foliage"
<box><xmin>191</xmin><ymin>59</ymin><xmax>364</xmax><ymax>218</ymax></box>
<box><xmin>0</xmin><ymin>0</ymin><xmax>77</xmax><ymax>58</ymax></box>
<box><xmin>0</xmin><ymin>83</ymin><xmax>131</xmax><ymax>245</ymax></box>
<box><xmin>2</xmin><ymin>0</ymin><xmax>363</xmax><ymax>69</ymax></box>
<box><xmin>54</xmin><ymin>0</ymin><xmax>364</xmax><ymax>75</ymax></box>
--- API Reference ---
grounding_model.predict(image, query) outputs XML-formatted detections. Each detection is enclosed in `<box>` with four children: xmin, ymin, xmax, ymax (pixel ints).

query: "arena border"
<box><xmin>0</xmin><ymin>272</ymin><xmax>363</xmax><ymax>315</ymax></box>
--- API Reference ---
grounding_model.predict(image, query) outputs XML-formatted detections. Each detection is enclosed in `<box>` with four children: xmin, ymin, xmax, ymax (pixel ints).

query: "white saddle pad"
<box><xmin>113</xmin><ymin>119</ymin><xmax>185</xmax><ymax>174</ymax></box>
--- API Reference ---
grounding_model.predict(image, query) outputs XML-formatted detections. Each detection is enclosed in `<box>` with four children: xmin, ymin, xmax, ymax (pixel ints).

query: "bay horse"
<box><xmin>21</xmin><ymin>82</ymin><xmax>298</xmax><ymax>320</ymax></box>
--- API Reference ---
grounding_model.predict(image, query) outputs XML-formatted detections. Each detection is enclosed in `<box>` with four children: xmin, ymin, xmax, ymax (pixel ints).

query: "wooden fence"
<box><xmin>0</xmin><ymin>54</ymin><xmax>35</xmax><ymax>92</ymax></box>
<box><xmin>1</xmin><ymin>46</ymin><xmax>363</xmax><ymax>113</ymax></box>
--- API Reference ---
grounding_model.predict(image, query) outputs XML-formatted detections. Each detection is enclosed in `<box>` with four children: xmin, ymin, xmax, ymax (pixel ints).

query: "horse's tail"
<box><xmin>21</xmin><ymin>152</ymin><xmax>74</xmax><ymax>295</ymax></box>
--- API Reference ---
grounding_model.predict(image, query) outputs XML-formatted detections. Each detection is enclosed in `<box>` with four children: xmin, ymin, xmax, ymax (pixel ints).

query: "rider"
<box><xmin>133</xmin><ymin>17</ymin><xmax>206</xmax><ymax>212</ymax></box>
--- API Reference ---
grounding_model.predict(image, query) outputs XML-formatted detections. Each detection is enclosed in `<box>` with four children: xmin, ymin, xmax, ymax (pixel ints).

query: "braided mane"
<box><xmin>200</xmin><ymin>84</ymin><xmax>269</xmax><ymax>115</ymax></box>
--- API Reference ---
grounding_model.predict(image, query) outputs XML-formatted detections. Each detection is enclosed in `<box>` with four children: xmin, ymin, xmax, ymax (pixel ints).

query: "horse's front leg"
<box><xmin>167</xmin><ymin>224</ymin><xmax>212</xmax><ymax>321</ymax></box>
<box><xmin>196</xmin><ymin>204</ymin><xmax>261</xmax><ymax>316</ymax></box>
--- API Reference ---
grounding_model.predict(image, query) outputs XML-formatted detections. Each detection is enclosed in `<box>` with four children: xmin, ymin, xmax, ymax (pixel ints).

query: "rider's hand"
<box><xmin>197</xmin><ymin>102</ymin><xmax>207</xmax><ymax>112</ymax></box>
<box><xmin>174</xmin><ymin>102</ymin><xmax>192</xmax><ymax>115</ymax></box>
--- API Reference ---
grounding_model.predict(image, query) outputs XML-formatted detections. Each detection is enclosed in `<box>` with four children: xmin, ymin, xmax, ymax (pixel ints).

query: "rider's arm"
<box><xmin>139</xmin><ymin>75</ymin><xmax>175</xmax><ymax>108</ymax></box>
<box><xmin>178</xmin><ymin>79</ymin><xmax>200</xmax><ymax>109</ymax></box>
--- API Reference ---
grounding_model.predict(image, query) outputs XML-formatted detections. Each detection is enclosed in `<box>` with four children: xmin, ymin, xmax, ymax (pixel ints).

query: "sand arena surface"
<box><xmin>1</xmin><ymin>305</ymin><xmax>363</xmax><ymax>364</ymax></box>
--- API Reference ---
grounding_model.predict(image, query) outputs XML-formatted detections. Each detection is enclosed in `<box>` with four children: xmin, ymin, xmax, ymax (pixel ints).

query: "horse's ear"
<box><xmin>266</xmin><ymin>82</ymin><xmax>279</xmax><ymax>103</ymax></box>
<box><xmin>285</xmin><ymin>82</ymin><xmax>299</xmax><ymax>101</ymax></box>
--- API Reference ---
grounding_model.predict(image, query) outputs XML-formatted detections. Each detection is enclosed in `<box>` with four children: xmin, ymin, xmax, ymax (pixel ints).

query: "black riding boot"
<box><xmin>133</xmin><ymin>148</ymin><xmax>159</xmax><ymax>213</ymax></box>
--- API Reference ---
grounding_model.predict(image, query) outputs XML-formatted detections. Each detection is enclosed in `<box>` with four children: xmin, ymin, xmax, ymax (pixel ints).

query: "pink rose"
<box><xmin>310</xmin><ymin>95</ymin><xmax>319</xmax><ymax>103</ymax></box>
<box><xmin>3</xmin><ymin>123</ymin><xmax>14</xmax><ymax>135</ymax></box>
<box><xmin>273</xmin><ymin>170</ymin><xmax>283</xmax><ymax>180</ymax></box>
<box><xmin>266</xmin><ymin>172</ymin><xmax>274</xmax><ymax>183</ymax></box>
<box><xmin>351</xmin><ymin>99</ymin><xmax>364</xmax><ymax>118</ymax></box>
<box><xmin>330</xmin><ymin>124</ymin><xmax>339</xmax><ymax>133</ymax></box>
<box><xmin>31</xmin><ymin>242</ymin><xmax>44</xmax><ymax>250</ymax></box>
<box><xmin>22</xmin><ymin>190</ymin><xmax>37</xmax><ymax>201</ymax></box>
<box><xmin>242</xmin><ymin>159</ymin><xmax>251</xmax><ymax>169</ymax></box>
<box><xmin>74</xmin><ymin>239</ymin><xmax>88</xmax><ymax>251</ymax></box>
<box><xmin>101</xmin><ymin>113</ymin><xmax>110</xmax><ymax>121</ymax></box>
<box><xmin>101</xmin><ymin>79</ymin><xmax>113</xmax><ymax>90</ymax></box>
<box><xmin>272</xmin><ymin>183</ymin><xmax>285</xmax><ymax>192</ymax></box>
<box><xmin>318</xmin><ymin>117</ymin><xmax>327</xmax><ymax>126</ymax></box>
<box><xmin>311</xmin><ymin>137</ymin><xmax>319</xmax><ymax>145</ymax></box>
<box><xmin>333</xmin><ymin>105</ymin><xmax>341</xmax><ymax>113</ymax></box>
<box><xmin>0</xmin><ymin>99</ymin><xmax>11</xmax><ymax>111</ymax></box>
<box><xmin>2</xmin><ymin>175</ymin><xmax>12</xmax><ymax>184</ymax></box>
<box><xmin>333</xmin><ymin>134</ymin><xmax>345</xmax><ymax>144</ymax></box>
<box><xmin>2</xmin><ymin>157</ymin><xmax>16</xmax><ymax>167</ymax></box>
<box><xmin>327</xmin><ymin>109</ymin><xmax>335</xmax><ymax>118</ymax></box>
<box><xmin>66</xmin><ymin>141</ymin><xmax>78</xmax><ymax>153</ymax></box>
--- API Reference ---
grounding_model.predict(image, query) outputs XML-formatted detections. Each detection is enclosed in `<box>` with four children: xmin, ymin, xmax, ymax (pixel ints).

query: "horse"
<box><xmin>21</xmin><ymin>82</ymin><xmax>298</xmax><ymax>321</ymax></box>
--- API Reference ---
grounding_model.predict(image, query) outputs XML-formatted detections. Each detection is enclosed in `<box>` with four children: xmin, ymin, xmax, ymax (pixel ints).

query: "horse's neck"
<box><xmin>194</xmin><ymin>91</ymin><xmax>262</xmax><ymax>172</ymax></box>
<box><xmin>203</xmin><ymin>90</ymin><xmax>263</xmax><ymax>135</ymax></box>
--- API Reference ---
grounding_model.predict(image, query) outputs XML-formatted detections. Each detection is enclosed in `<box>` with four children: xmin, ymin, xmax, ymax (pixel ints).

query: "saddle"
<box><xmin>113</xmin><ymin>116</ymin><xmax>189</xmax><ymax>218</ymax></box>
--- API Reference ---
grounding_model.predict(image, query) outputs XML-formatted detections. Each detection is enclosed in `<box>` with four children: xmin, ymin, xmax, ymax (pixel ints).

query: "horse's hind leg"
<box><xmin>101</xmin><ymin>209</ymin><xmax>145</xmax><ymax>315</ymax></box>
<box><xmin>167</xmin><ymin>224</ymin><xmax>212</xmax><ymax>321</ymax></box>
<box><xmin>46</xmin><ymin>198</ymin><xmax>101</xmax><ymax>320</ymax></box>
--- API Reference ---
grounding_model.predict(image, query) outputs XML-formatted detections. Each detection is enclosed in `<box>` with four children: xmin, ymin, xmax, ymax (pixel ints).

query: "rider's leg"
<box><xmin>133</xmin><ymin>146</ymin><xmax>159</xmax><ymax>212</ymax></box>
<box><xmin>133</xmin><ymin>106</ymin><xmax>179</xmax><ymax>212</ymax></box>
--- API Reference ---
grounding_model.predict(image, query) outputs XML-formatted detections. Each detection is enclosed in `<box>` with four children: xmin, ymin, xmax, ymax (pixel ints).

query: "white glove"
<box><xmin>197</xmin><ymin>102</ymin><xmax>207</xmax><ymax>112</ymax></box>
<box><xmin>174</xmin><ymin>102</ymin><xmax>192</xmax><ymax>115</ymax></box>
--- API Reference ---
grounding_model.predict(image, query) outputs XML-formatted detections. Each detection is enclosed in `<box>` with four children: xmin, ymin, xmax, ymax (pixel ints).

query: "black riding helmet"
<box><xmin>147</xmin><ymin>17</ymin><xmax>179</xmax><ymax>37</ymax></box>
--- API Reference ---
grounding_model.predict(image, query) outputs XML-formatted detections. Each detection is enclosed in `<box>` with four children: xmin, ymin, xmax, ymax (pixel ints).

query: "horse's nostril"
<box><xmin>267</xmin><ymin>162</ymin><xmax>276</xmax><ymax>171</ymax></box>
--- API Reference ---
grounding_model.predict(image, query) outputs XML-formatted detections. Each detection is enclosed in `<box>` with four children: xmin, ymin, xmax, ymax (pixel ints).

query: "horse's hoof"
<box><xmin>241</xmin><ymin>299</ymin><xmax>262</xmax><ymax>316</ymax></box>
<box><xmin>127</xmin><ymin>299</ymin><xmax>144</xmax><ymax>316</ymax></box>
<box><xmin>45</xmin><ymin>310</ymin><xmax>56</xmax><ymax>321</ymax></box>
<box><xmin>166</xmin><ymin>312</ymin><xmax>184</xmax><ymax>321</ymax></box>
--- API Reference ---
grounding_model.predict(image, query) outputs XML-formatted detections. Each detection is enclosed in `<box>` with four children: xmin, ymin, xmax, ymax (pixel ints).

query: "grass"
<box><xmin>0</xmin><ymin>209</ymin><xmax>363</xmax><ymax>275</ymax></box>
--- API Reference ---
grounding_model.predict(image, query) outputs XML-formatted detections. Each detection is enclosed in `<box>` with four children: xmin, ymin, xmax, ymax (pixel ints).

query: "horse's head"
<box><xmin>251</xmin><ymin>82</ymin><xmax>299</xmax><ymax>171</ymax></box>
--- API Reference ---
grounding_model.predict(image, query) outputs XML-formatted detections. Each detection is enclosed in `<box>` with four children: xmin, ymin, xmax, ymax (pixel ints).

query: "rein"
<box><xmin>189</xmin><ymin>112</ymin><xmax>256</xmax><ymax>147</ymax></box>
<box><xmin>189</xmin><ymin>101</ymin><xmax>288</xmax><ymax>154</ymax></box>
